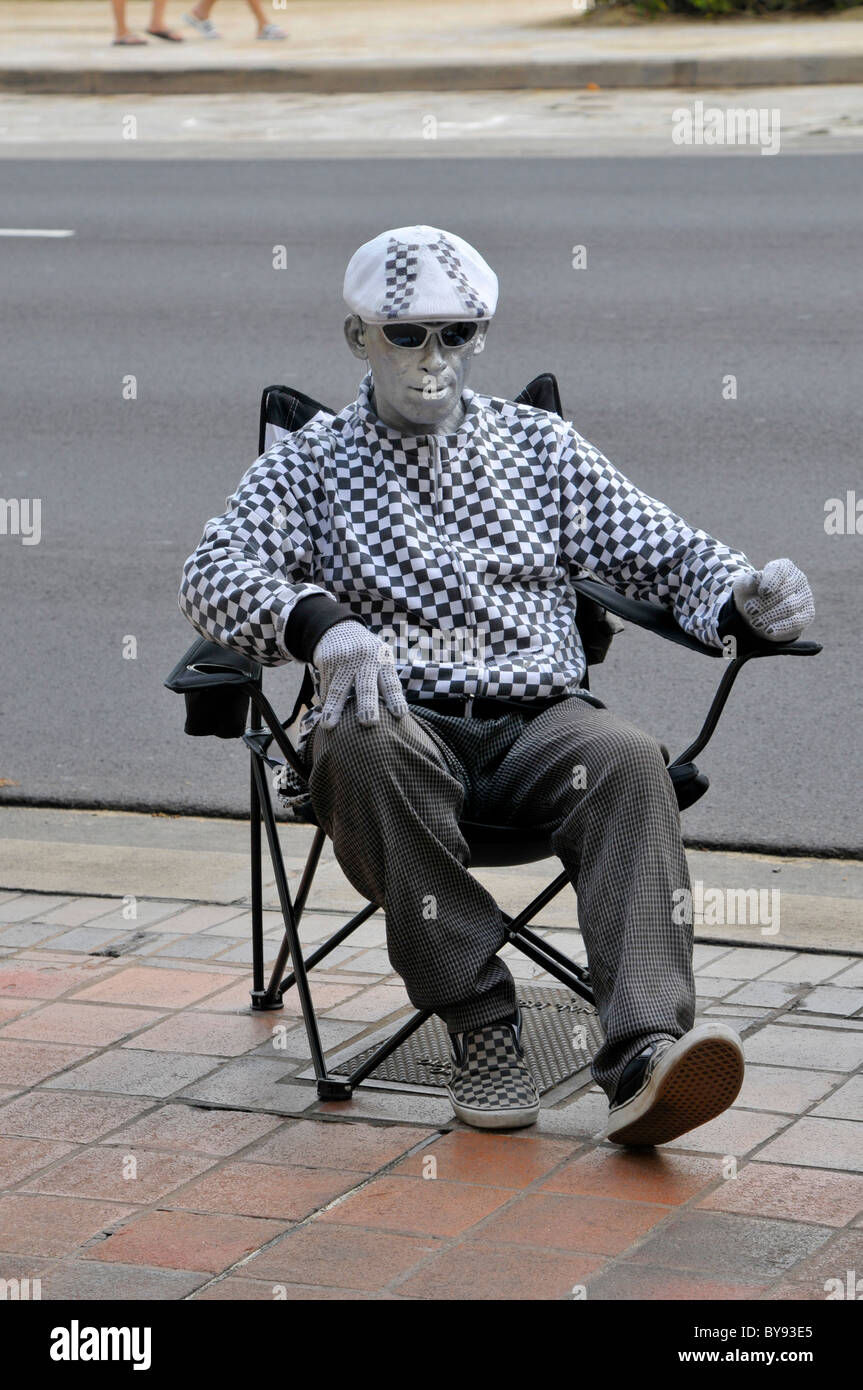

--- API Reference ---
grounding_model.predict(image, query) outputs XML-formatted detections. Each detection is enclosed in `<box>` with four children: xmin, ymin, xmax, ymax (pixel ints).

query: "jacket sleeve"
<box><xmin>557</xmin><ymin>424</ymin><xmax>758</xmax><ymax>650</ymax></box>
<box><xmin>178</xmin><ymin>444</ymin><xmax>360</xmax><ymax>667</ymax></box>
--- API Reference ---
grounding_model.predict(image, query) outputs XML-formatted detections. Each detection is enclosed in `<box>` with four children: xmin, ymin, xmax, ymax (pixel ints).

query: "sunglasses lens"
<box><xmin>439</xmin><ymin>322</ymin><xmax>478</xmax><ymax>348</ymax></box>
<box><xmin>382</xmin><ymin>323</ymin><xmax>428</xmax><ymax>348</ymax></box>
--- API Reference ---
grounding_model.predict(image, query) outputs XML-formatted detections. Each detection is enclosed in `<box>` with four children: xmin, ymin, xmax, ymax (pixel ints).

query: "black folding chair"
<box><xmin>166</xmin><ymin>374</ymin><xmax>821</xmax><ymax>1101</ymax></box>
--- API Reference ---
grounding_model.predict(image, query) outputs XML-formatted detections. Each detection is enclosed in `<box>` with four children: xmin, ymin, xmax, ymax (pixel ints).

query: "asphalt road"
<box><xmin>1</xmin><ymin>156</ymin><xmax>859</xmax><ymax>851</ymax></box>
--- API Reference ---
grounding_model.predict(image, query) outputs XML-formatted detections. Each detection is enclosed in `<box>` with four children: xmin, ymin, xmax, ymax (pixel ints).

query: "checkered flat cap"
<box><xmin>343</xmin><ymin>224</ymin><xmax>498</xmax><ymax>323</ymax></box>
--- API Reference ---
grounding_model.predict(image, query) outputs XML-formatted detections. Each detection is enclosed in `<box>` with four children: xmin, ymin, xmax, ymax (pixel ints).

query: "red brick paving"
<box><xmin>540</xmin><ymin>1147</ymin><xmax>720</xmax><ymax>1205</ymax></box>
<box><xmin>316</xmin><ymin>1174</ymin><xmax>514</xmax><ymax>1237</ymax></box>
<box><xmin>396</xmin><ymin>1241</ymin><xmax>604</xmax><ymax>1300</ymax></box>
<box><xmin>470</xmin><ymin>1191</ymin><xmax>670</xmax><ymax>1254</ymax></box>
<box><xmin>239</xmin><ymin>1223</ymin><xmax>443</xmax><ymax>1290</ymax></box>
<box><xmin>391</xmin><ymin>1129</ymin><xmax>575</xmax><ymax>1188</ymax></box>
<box><xmin>86</xmin><ymin>1208</ymin><xmax>288</xmax><ymax>1272</ymax></box>
<box><xmin>0</xmin><ymin>1193</ymin><xmax>136</xmax><ymax>1256</ymax></box>
<box><xmin>1</xmin><ymin>889</ymin><xmax>861</xmax><ymax>1301</ymax></box>
<box><xmin>696</xmin><ymin>1162</ymin><xmax>863</xmax><ymax>1225</ymax></box>
<box><xmin>162</xmin><ymin>1160</ymin><xmax>362</xmax><ymax>1220</ymax></box>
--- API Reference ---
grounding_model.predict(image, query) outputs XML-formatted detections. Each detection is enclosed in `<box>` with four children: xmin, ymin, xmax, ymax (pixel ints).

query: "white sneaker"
<box><xmin>183</xmin><ymin>12</ymin><xmax>221</xmax><ymax>38</ymax></box>
<box><xmin>258</xmin><ymin>23</ymin><xmax>287</xmax><ymax>40</ymax></box>
<box><xmin>606</xmin><ymin>1022</ymin><xmax>744</xmax><ymax>1147</ymax></box>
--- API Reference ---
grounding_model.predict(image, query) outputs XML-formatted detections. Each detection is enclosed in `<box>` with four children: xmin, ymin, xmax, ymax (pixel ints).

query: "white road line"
<box><xmin>0</xmin><ymin>229</ymin><xmax>75</xmax><ymax>237</ymax></box>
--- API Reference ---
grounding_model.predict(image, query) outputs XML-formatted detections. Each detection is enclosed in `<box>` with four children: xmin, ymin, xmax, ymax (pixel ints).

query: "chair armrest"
<box><xmin>569</xmin><ymin>575</ymin><xmax>821</xmax><ymax>661</ymax></box>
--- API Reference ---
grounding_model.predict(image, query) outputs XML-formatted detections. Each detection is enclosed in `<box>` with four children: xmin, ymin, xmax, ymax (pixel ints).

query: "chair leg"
<box><xmin>249</xmin><ymin>754</ymin><xmax>330</xmax><ymax>1083</ymax></box>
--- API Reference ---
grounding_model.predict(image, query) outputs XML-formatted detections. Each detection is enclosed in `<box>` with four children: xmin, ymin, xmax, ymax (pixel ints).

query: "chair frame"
<box><xmin>170</xmin><ymin>379</ymin><xmax>822</xmax><ymax>1102</ymax></box>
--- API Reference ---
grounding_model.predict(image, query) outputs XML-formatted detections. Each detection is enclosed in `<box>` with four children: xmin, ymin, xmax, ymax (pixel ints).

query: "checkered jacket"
<box><xmin>179</xmin><ymin>371</ymin><xmax>754</xmax><ymax>799</ymax></box>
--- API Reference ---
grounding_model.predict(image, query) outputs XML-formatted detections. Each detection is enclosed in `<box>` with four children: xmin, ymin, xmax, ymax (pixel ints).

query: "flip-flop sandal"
<box><xmin>113</xmin><ymin>33</ymin><xmax>148</xmax><ymax>45</ymax></box>
<box><xmin>146</xmin><ymin>29</ymin><xmax>185</xmax><ymax>41</ymax></box>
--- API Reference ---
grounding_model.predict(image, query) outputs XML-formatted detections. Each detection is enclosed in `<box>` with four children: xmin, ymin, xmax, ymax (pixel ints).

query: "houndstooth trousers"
<box><xmin>305</xmin><ymin>693</ymin><xmax>695</xmax><ymax>1099</ymax></box>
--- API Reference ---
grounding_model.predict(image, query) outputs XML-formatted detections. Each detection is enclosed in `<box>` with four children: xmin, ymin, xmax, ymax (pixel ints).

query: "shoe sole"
<box><xmin>606</xmin><ymin>1026</ymin><xmax>744</xmax><ymax>1147</ymax></box>
<box><xmin>448</xmin><ymin>1093</ymin><xmax>540</xmax><ymax>1131</ymax></box>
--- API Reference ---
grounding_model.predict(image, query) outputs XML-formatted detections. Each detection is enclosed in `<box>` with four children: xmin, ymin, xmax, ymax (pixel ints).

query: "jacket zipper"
<box><xmin>430</xmin><ymin>433</ymin><xmax>478</xmax><ymax>714</ymax></box>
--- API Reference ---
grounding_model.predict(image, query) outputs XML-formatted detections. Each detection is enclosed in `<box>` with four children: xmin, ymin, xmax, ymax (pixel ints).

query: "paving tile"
<box><xmin>0</xmin><ymin>924</ymin><xmax>68</xmax><ymax>948</ymax></box>
<box><xmin>340</xmin><ymin>949</ymin><xmax>396</xmax><ymax>976</ymax></box>
<box><xmin>120</xmin><ymin>1011</ymin><xmax>277</xmax><ymax>1057</ymax></box>
<box><xmin>534</xmin><ymin>1089</ymin><xmax>607</xmax><ymax>1139</ymax></box>
<box><xmin>392</xmin><ymin>1130</ymin><xmax>573</xmax><ymax>1189</ymax></box>
<box><xmin>0</xmin><ymin>1135</ymin><xmax>77</xmax><ymax>1186</ymax></box>
<box><xmin>0</xmin><ymin>997</ymin><xmax>42</xmax><ymax>1024</ymax></box>
<box><xmin>663</xmin><ymin>1108</ymin><xmax>791</xmax><ymax>1156</ymax></box>
<box><xmin>692</xmin><ymin>945</ymin><xmax>734</xmax><ymax>969</ymax></box>
<box><xmin>0</xmin><ymin>1040</ymin><xmax>95</xmax><ymax>1087</ymax></box>
<box><xmin>101</xmin><ymin>1104</ymin><xmax>281</xmax><ymax>1156</ymax></box>
<box><xmin>178</xmin><ymin>1058</ymin><xmax>317</xmax><ymax>1115</ymax></box>
<box><xmin>624</xmin><ymin>1210</ymin><xmax>833</xmax><ymax>1281</ymax></box>
<box><xmin>313</xmin><ymin>1089</ymin><xmax>455</xmax><ymax>1127</ymax></box>
<box><xmin>397</xmin><ymin>1240</ymin><xmax>601</xmax><ymax>1300</ymax></box>
<box><xmin>38</xmin><ymin>1259</ymin><xmax>208</xmax><ymax>1301</ymax></box>
<box><xmin>540</xmin><ymin>1148</ymin><xmax>720</xmax><ymax>1205</ymax></box>
<box><xmin>87</xmin><ymin>1208</ymin><xmax>287</xmax><ymax>1272</ymax></box>
<box><xmin>0</xmin><ymin>895</ymin><xmax>70</xmax><ymax>923</ymax></box>
<box><xmin>0</xmin><ymin>960</ymin><xmax>118</xmax><ymax>1000</ymax></box>
<box><xmin>471</xmin><ymin>1191</ymin><xmax>668</xmax><ymax>1255</ymax></box>
<box><xmin>148</xmin><ymin>935</ymin><xmax>238</xmax><ymax>961</ymax></box>
<box><xmin>24</xmin><ymin>1147</ymin><xmax>216</xmax><ymax>1203</ymax></box>
<box><xmin>245</xmin><ymin>1119</ymin><xmax>432</xmax><ymax>1172</ymax></box>
<box><xmin>776</xmin><ymin>1013</ymin><xmax>863</xmax><ymax>1032</ymax></box>
<box><xmin>326</xmin><ymin>984</ymin><xmax>412</xmax><ymax>1022</ymax></box>
<box><xmin>42</xmin><ymin>928</ymin><xmax>135</xmax><ymax>954</ymax></box>
<box><xmin>735</xmin><ymin>1065</ymin><xmax>844</xmax><ymax>1115</ymax></box>
<box><xmin>762</xmin><ymin>955</ymin><xmax>857</xmax><ymax>986</ymax></box>
<box><xmin>0</xmin><ymin>1194</ymin><xmax>135</xmax><ymax>1256</ymax></box>
<box><xmin>697</xmin><ymin>1162</ymin><xmax>863</xmax><ymax>1225</ymax></box>
<box><xmin>796</xmin><ymin>986</ymin><xmax>863</xmax><ymax>1018</ymax></box>
<box><xmin>694</xmin><ymin>979</ymin><xmax>750</xmax><ymax>1000</ymax></box>
<box><xmin>753</xmin><ymin>1117</ymin><xmax>863</xmax><ymax>1173</ymax></box>
<box><xmin>811</xmin><ymin>1075</ymin><xmax>863</xmax><ymax>1120</ymax></box>
<box><xmin>163</xmin><ymin>1160</ymin><xmax>361</xmax><ymax>1220</ymax></box>
<box><xmin>316</xmin><ymin>1174</ymin><xmax>513</xmax><ymax>1237</ymax></box>
<box><xmin>42</xmin><ymin>1049</ymin><xmax>219</xmax><ymax>1098</ymax></box>
<box><xmin>697</xmin><ymin>949</ymin><xmax>795</xmax><ymax>980</ymax></box>
<box><xmin>0</xmin><ymin>1002</ymin><xmax>165</xmax><ymax>1047</ymax></box>
<box><xmin>743</xmin><ymin>1024</ymin><xmax>863</xmax><ymax>1072</ymax></box>
<box><xmin>206</xmin><ymin>942</ymin><xmax>282</xmax><ymax>966</ymax></box>
<box><xmin>831</xmin><ymin>960</ymin><xmax>863</xmax><ymax>989</ymax></box>
<box><xmin>70</xmin><ymin>965</ymin><xmax>235</xmax><ymax>1009</ymax></box>
<box><xmin>724</xmin><ymin>981</ymin><xmax>798</xmax><ymax>1009</ymax></box>
<box><xmin>0</xmin><ymin>1092</ymin><xmax>152</xmax><ymax>1142</ymax></box>
<box><xmin>144</xmin><ymin>905</ymin><xmax>249</xmax><ymax>936</ymax></box>
<box><xmin>239</xmin><ymin>1222</ymin><xmax>441</xmax><ymax>1290</ymax></box>
<box><xmin>778</xmin><ymin>1229</ymin><xmax>863</xmax><ymax>1288</ymax></box>
<box><xmin>190</xmin><ymin>977</ymin><xmax>360</xmax><ymax>1015</ymax></box>
<box><xmin>190</xmin><ymin>1278</ymin><xmax>377</xmax><ymax>1300</ymax></box>
<box><xmin>584</xmin><ymin>1265</ymin><xmax>763</xmax><ymax>1300</ymax></box>
<box><xmin>80</xmin><ymin>901</ymin><xmax>193</xmax><ymax>933</ymax></box>
<box><xmin>37</xmin><ymin>898</ymin><xmax>123</xmax><ymax>928</ymax></box>
<box><xmin>264</xmin><ymin>1019</ymin><xmax>363</xmax><ymax>1060</ymax></box>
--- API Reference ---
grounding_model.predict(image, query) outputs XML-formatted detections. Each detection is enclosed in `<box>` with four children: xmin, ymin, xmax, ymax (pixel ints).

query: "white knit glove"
<box><xmin>311</xmin><ymin>620</ymin><xmax>409</xmax><ymax>729</ymax></box>
<box><xmin>731</xmin><ymin>558</ymin><xmax>815</xmax><ymax>642</ymax></box>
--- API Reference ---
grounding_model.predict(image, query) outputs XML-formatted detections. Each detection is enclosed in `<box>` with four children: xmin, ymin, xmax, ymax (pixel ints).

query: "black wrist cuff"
<box><xmin>284</xmin><ymin>595</ymin><xmax>366</xmax><ymax>664</ymax></box>
<box><xmin>717</xmin><ymin>592</ymin><xmax>771</xmax><ymax>653</ymax></box>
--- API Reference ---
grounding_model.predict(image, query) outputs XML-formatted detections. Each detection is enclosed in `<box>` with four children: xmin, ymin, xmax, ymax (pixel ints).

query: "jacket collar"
<box><xmin>344</xmin><ymin>370</ymin><xmax>482</xmax><ymax>446</ymax></box>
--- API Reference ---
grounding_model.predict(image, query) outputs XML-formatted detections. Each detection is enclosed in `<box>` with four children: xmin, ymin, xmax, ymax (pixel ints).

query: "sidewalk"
<box><xmin>0</xmin><ymin>807</ymin><xmax>861</xmax><ymax>1299</ymax></box>
<box><xmin>2</xmin><ymin>1</ymin><xmax>863</xmax><ymax>94</ymax></box>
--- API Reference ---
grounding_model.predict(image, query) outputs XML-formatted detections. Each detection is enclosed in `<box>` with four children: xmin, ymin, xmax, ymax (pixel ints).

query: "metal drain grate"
<box><xmin>331</xmin><ymin>983</ymin><xmax>603</xmax><ymax>1094</ymax></box>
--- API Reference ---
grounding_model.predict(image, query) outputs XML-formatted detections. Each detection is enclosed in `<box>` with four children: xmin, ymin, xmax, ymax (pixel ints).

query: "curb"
<box><xmin>2</xmin><ymin>54</ymin><xmax>863</xmax><ymax>96</ymax></box>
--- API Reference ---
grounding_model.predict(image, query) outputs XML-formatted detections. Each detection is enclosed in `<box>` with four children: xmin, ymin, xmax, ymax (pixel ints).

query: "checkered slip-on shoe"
<box><xmin>606</xmin><ymin>1022</ymin><xmax>745</xmax><ymax>1147</ymax></box>
<box><xmin>446</xmin><ymin>1009</ymin><xmax>540</xmax><ymax>1130</ymax></box>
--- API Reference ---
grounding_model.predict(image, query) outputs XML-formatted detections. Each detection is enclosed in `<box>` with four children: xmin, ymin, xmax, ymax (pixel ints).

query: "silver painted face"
<box><xmin>344</xmin><ymin>315</ymin><xmax>488</xmax><ymax>435</ymax></box>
